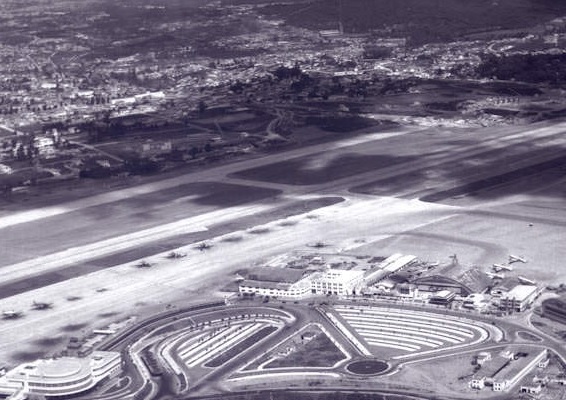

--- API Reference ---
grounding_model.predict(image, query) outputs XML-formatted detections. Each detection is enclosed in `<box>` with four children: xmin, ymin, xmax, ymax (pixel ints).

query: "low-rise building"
<box><xmin>361</xmin><ymin>254</ymin><xmax>417</xmax><ymax>287</ymax></box>
<box><xmin>239</xmin><ymin>268</ymin><xmax>312</xmax><ymax>299</ymax></box>
<box><xmin>499</xmin><ymin>285</ymin><xmax>540</xmax><ymax>312</ymax></box>
<box><xmin>428</xmin><ymin>289</ymin><xmax>456</xmax><ymax>305</ymax></box>
<box><xmin>471</xmin><ymin>347</ymin><xmax>547</xmax><ymax>392</ymax></box>
<box><xmin>491</xmin><ymin>277</ymin><xmax>520</xmax><ymax>297</ymax></box>
<box><xmin>470</xmin><ymin>377</ymin><xmax>486</xmax><ymax>389</ymax></box>
<box><xmin>396</xmin><ymin>283</ymin><xmax>419</xmax><ymax>298</ymax></box>
<box><xmin>239</xmin><ymin>265</ymin><xmax>366</xmax><ymax>298</ymax></box>
<box><xmin>0</xmin><ymin>351</ymin><xmax>121</xmax><ymax>398</ymax></box>
<box><xmin>413</xmin><ymin>275</ymin><xmax>473</xmax><ymax>296</ymax></box>
<box><xmin>519</xmin><ymin>384</ymin><xmax>542</xmax><ymax>395</ymax></box>
<box><xmin>476</xmin><ymin>351</ymin><xmax>492</xmax><ymax>366</ymax></box>
<box><xmin>463</xmin><ymin>293</ymin><xmax>490</xmax><ymax>310</ymax></box>
<box><xmin>311</xmin><ymin>269</ymin><xmax>365</xmax><ymax>296</ymax></box>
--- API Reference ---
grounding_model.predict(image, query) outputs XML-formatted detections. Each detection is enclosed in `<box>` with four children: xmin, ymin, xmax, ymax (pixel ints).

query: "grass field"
<box><xmin>233</xmin><ymin>153</ymin><xmax>415</xmax><ymax>185</ymax></box>
<box><xmin>264</xmin><ymin>326</ymin><xmax>346</xmax><ymax>369</ymax></box>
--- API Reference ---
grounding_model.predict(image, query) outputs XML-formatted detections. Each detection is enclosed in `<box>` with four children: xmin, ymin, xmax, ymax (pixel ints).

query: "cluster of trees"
<box><xmin>79</xmin><ymin>142</ymin><xmax>215</xmax><ymax>179</ymax></box>
<box><xmin>262</xmin><ymin>0</ymin><xmax>566</xmax><ymax>46</ymax></box>
<box><xmin>477</xmin><ymin>53</ymin><xmax>566</xmax><ymax>85</ymax></box>
<box><xmin>305</xmin><ymin>115</ymin><xmax>375</xmax><ymax>133</ymax></box>
<box><xmin>363</xmin><ymin>46</ymin><xmax>393</xmax><ymax>60</ymax></box>
<box><xmin>79</xmin><ymin>157</ymin><xmax>160</xmax><ymax>179</ymax></box>
<box><xmin>272</xmin><ymin>65</ymin><xmax>305</xmax><ymax>81</ymax></box>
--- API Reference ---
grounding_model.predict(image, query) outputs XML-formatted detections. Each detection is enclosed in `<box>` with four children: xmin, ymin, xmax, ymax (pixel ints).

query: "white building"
<box><xmin>470</xmin><ymin>347</ymin><xmax>547</xmax><ymax>392</ymax></box>
<box><xmin>361</xmin><ymin>254</ymin><xmax>417</xmax><ymax>287</ymax></box>
<box><xmin>462</xmin><ymin>293</ymin><xmax>490</xmax><ymax>310</ymax></box>
<box><xmin>239</xmin><ymin>268</ymin><xmax>313</xmax><ymax>299</ymax></box>
<box><xmin>500</xmin><ymin>285</ymin><xmax>540</xmax><ymax>312</ymax></box>
<box><xmin>311</xmin><ymin>269</ymin><xmax>365</xmax><ymax>296</ymax></box>
<box><xmin>0</xmin><ymin>351</ymin><xmax>121</xmax><ymax>398</ymax></box>
<box><xmin>476</xmin><ymin>351</ymin><xmax>492</xmax><ymax>366</ymax></box>
<box><xmin>239</xmin><ymin>267</ymin><xmax>365</xmax><ymax>298</ymax></box>
<box><xmin>239</xmin><ymin>254</ymin><xmax>418</xmax><ymax>299</ymax></box>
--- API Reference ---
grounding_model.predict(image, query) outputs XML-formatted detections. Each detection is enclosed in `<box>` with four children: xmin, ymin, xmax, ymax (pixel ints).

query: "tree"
<box><xmin>15</xmin><ymin>144</ymin><xmax>26</xmax><ymax>161</ymax></box>
<box><xmin>189</xmin><ymin>146</ymin><xmax>199</xmax><ymax>159</ymax></box>
<box><xmin>198</xmin><ymin>100</ymin><xmax>208</xmax><ymax>114</ymax></box>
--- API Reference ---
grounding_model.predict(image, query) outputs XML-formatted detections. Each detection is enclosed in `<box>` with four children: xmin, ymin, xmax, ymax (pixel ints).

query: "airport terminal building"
<box><xmin>499</xmin><ymin>285</ymin><xmax>541</xmax><ymax>312</ymax></box>
<box><xmin>0</xmin><ymin>351</ymin><xmax>121</xmax><ymax>399</ymax></box>
<box><xmin>238</xmin><ymin>268</ymin><xmax>313</xmax><ymax>299</ymax></box>
<box><xmin>239</xmin><ymin>268</ymin><xmax>365</xmax><ymax>298</ymax></box>
<box><xmin>239</xmin><ymin>253</ymin><xmax>417</xmax><ymax>299</ymax></box>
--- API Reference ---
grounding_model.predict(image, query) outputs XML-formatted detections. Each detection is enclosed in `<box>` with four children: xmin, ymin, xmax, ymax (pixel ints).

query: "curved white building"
<box><xmin>0</xmin><ymin>351</ymin><xmax>121</xmax><ymax>398</ymax></box>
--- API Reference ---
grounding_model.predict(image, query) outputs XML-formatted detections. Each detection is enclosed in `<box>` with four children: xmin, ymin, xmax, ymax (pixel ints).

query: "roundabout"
<box><xmin>346</xmin><ymin>359</ymin><xmax>389</xmax><ymax>375</ymax></box>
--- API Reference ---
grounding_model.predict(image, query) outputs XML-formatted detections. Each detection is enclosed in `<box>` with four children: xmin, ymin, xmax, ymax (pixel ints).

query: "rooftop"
<box><xmin>543</xmin><ymin>296</ymin><xmax>566</xmax><ymax>310</ymax></box>
<box><xmin>431</xmin><ymin>290</ymin><xmax>455</xmax><ymax>299</ymax></box>
<box><xmin>20</xmin><ymin>358</ymin><xmax>86</xmax><ymax>380</ymax></box>
<box><xmin>313</xmin><ymin>269</ymin><xmax>364</xmax><ymax>284</ymax></box>
<box><xmin>477</xmin><ymin>346</ymin><xmax>546</xmax><ymax>381</ymax></box>
<box><xmin>497</xmin><ymin>348</ymin><xmax>547</xmax><ymax>383</ymax></box>
<box><xmin>455</xmin><ymin>267</ymin><xmax>492</xmax><ymax>294</ymax></box>
<box><xmin>496</xmin><ymin>277</ymin><xmax>520</xmax><ymax>292</ymax></box>
<box><xmin>240</xmin><ymin>280</ymin><xmax>293</xmax><ymax>291</ymax></box>
<box><xmin>5</xmin><ymin>351</ymin><xmax>119</xmax><ymax>383</ymax></box>
<box><xmin>478</xmin><ymin>355</ymin><xmax>512</xmax><ymax>379</ymax></box>
<box><xmin>246</xmin><ymin>267</ymin><xmax>306</xmax><ymax>284</ymax></box>
<box><xmin>502</xmin><ymin>284</ymin><xmax>538</xmax><ymax>301</ymax></box>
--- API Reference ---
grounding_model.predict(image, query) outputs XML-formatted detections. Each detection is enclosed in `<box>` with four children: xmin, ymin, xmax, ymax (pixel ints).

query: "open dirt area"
<box><xmin>0</xmin><ymin>120</ymin><xmax>565</xmax><ymax>368</ymax></box>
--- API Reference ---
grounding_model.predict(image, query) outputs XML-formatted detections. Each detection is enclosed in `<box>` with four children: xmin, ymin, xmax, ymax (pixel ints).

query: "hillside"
<box><xmin>259</xmin><ymin>0</ymin><xmax>566</xmax><ymax>45</ymax></box>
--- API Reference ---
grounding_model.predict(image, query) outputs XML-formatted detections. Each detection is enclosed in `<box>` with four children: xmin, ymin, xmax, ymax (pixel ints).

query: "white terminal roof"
<box><xmin>312</xmin><ymin>269</ymin><xmax>364</xmax><ymax>284</ymax></box>
<box><xmin>432</xmin><ymin>290</ymin><xmax>454</xmax><ymax>299</ymax></box>
<box><xmin>503</xmin><ymin>284</ymin><xmax>538</xmax><ymax>301</ymax></box>
<box><xmin>382</xmin><ymin>254</ymin><xmax>417</xmax><ymax>273</ymax></box>
<box><xmin>12</xmin><ymin>358</ymin><xmax>89</xmax><ymax>381</ymax></box>
<box><xmin>363</xmin><ymin>254</ymin><xmax>416</xmax><ymax>283</ymax></box>
<box><xmin>5</xmin><ymin>351</ymin><xmax>119</xmax><ymax>383</ymax></box>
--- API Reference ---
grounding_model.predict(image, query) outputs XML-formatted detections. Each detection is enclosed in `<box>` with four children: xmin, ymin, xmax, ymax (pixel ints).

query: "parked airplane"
<box><xmin>2</xmin><ymin>310</ymin><xmax>23</xmax><ymax>319</ymax></box>
<box><xmin>195</xmin><ymin>242</ymin><xmax>212</xmax><ymax>251</ymax></box>
<box><xmin>509</xmin><ymin>255</ymin><xmax>527</xmax><ymax>264</ymax></box>
<box><xmin>166</xmin><ymin>251</ymin><xmax>187</xmax><ymax>259</ymax></box>
<box><xmin>308</xmin><ymin>241</ymin><xmax>329</xmax><ymax>248</ymax></box>
<box><xmin>32</xmin><ymin>301</ymin><xmax>53</xmax><ymax>310</ymax></box>
<box><xmin>135</xmin><ymin>260</ymin><xmax>152</xmax><ymax>268</ymax></box>
<box><xmin>518</xmin><ymin>276</ymin><xmax>536</xmax><ymax>285</ymax></box>
<box><xmin>493</xmin><ymin>263</ymin><xmax>513</xmax><ymax>272</ymax></box>
<box><xmin>486</xmin><ymin>271</ymin><xmax>505</xmax><ymax>279</ymax></box>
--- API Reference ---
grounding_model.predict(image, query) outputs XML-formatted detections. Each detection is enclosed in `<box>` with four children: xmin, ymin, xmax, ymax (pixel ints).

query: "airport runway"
<box><xmin>1</xmin><ymin>120</ymin><xmax>566</xmax><ymax>364</ymax></box>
